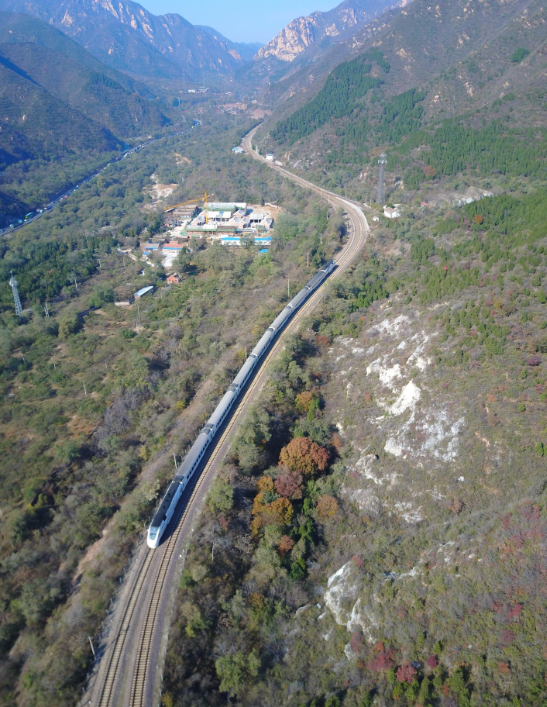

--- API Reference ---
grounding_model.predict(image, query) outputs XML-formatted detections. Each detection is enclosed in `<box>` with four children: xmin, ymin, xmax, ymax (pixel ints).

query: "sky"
<box><xmin>137</xmin><ymin>0</ymin><xmax>339</xmax><ymax>44</ymax></box>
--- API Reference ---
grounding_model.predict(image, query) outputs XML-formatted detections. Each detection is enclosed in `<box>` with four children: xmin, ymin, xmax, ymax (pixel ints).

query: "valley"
<box><xmin>2</xmin><ymin>0</ymin><xmax>547</xmax><ymax>705</ymax></box>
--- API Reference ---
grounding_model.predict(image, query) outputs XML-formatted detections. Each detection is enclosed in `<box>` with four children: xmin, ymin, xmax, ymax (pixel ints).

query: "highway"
<box><xmin>86</xmin><ymin>124</ymin><xmax>369</xmax><ymax>707</ymax></box>
<box><xmin>0</xmin><ymin>123</ymin><xmax>200</xmax><ymax>238</ymax></box>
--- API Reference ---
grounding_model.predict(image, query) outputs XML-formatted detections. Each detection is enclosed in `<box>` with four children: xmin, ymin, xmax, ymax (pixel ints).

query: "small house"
<box><xmin>163</xmin><ymin>242</ymin><xmax>185</xmax><ymax>251</ymax></box>
<box><xmin>384</xmin><ymin>206</ymin><xmax>401</xmax><ymax>219</ymax></box>
<box><xmin>166</xmin><ymin>273</ymin><xmax>181</xmax><ymax>284</ymax></box>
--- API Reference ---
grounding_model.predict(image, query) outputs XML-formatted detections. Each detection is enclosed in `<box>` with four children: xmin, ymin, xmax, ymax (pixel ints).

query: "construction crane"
<box><xmin>163</xmin><ymin>192</ymin><xmax>215</xmax><ymax>213</ymax></box>
<box><xmin>204</xmin><ymin>190</ymin><xmax>209</xmax><ymax>224</ymax></box>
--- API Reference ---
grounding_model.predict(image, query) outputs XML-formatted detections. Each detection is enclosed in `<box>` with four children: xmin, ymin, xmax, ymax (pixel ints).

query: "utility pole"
<box><xmin>83</xmin><ymin>382</ymin><xmax>87</xmax><ymax>398</ymax></box>
<box><xmin>307</xmin><ymin>252</ymin><xmax>310</xmax><ymax>268</ymax></box>
<box><xmin>174</xmin><ymin>454</ymin><xmax>178</xmax><ymax>471</ymax></box>
<box><xmin>9</xmin><ymin>271</ymin><xmax>22</xmax><ymax>317</ymax></box>
<box><xmin>73</xmin><ymin>277</ymin><xmax>79</xmax><ymax>292</ymax></box>
<box><xmin>377</xmin><ymin>153</ymin><xmax>387</xmax><ymax>206</ymax></box>
<box><xmin>43</xmin><ymin>302</ymin><xmax>50</xmax><ymax>318</ymax></box>
<box><xmin>88</xmin><ymin>637</ymin><xmax>96</xmax><ymax>659</ymax></box>
<box><xmin>287</xmin><ymin>279</ymin><xmax>290</xmax><ymax>298</ymax></box>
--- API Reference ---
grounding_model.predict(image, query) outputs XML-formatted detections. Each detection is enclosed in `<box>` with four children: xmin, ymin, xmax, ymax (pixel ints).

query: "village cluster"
<box><xmin>133</xmin><ymin>201</ymin><xmax>276</xmax><ymax>286</ymax></box>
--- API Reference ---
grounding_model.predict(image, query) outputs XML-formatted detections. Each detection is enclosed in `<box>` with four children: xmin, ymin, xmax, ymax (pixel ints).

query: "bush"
<box><xmin>511</xmin><ymin>47</ymin><xmax>530</xmax><ymax>63</ymax></box>
<box><xmin>207</xmin><ymin>477</ymin><xmax>234</xmax><ymax>514</ymax></box>
<box><xmin>57</xmin><ymin>312</ymin><xmax>82</xmax><ymax>338</ymax></box>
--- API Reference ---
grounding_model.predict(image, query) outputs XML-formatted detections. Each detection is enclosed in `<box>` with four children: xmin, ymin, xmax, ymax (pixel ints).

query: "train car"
<box><xmin>147</xmin><ymin>259</ymin><xmax>337</xmax><ymax>548</ymax></box>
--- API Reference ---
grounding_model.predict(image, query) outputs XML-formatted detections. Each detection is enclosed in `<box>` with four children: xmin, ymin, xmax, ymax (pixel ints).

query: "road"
<box><xmin>86</xmin><ymin>124</ymin><xmax>369</xmax><ymax>707</ymax></box>
<box><xmin>0</xmin><ymin>123</ymin><xmax>200</xmax><ymax>237</ymax></box>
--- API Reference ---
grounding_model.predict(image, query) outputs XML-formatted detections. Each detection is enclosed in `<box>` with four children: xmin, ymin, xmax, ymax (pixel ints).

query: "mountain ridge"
<box><xmin>255</xmin><ymin>0</ymin><xmax>412</xmax><ymax>64</ymax></box>
<box><xmin>0</xmin><ymin>11</ymin><xmax>170</xmax><ymax>223</ymax></box>
<box><xmin>0</xmin><ymin>0</ymin><xmax>247</xmax><ymax>79</ymax></box>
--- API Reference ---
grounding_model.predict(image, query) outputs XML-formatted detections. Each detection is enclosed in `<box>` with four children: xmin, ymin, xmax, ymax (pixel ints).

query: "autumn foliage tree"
<box><xmin>275</xmin><ymin>469</ymin><xmax>303</xmax><ymax>499</ymax></box>
<box><xmin>397</xmin><ymin>662</ymin><xmax>418</xmax><ymax>684</ymax></box>
<box><xmin>278</xmin><ymin>536</ymin><xmax>295</xmax><ymax>556</ymax></box>
<box><xmin>251</xmin><ymin>477</ymin><xmax>295</xmax><ymax>535</ymax></box>
<box><xmin>295</xmin><ymin>391</ymin><xmax>314</xmax><ymax>413</ymax></box>
<box><xmin>279</xmin><ymin>437</ymin><xmax>330</xmax><ymax>476</ymax></box>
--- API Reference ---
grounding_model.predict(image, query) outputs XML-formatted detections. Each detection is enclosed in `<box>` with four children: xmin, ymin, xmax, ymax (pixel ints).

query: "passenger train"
<box><xmin>147</xmin><ymin>259</ymin><xmax>337</xmax><ymax>548</ymax></box>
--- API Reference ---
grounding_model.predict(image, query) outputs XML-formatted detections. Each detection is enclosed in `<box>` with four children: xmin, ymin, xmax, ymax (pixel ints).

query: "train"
<box><xmin>147</xmin><ymin>259</ymin><xmax>337</xmax><ymax>548</ymax></box>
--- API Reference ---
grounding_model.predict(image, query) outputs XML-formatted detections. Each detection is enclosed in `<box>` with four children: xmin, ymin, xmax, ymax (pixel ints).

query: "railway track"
<box><xmin>91</xmin><ymin>126</ymin><xmax>369</xmax><ymax>707</ymax></box>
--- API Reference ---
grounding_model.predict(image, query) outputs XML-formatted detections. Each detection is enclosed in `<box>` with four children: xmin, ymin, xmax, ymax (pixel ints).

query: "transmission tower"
<box><xmin>377</xmin><ymin>152</ymin><xmax>387</xmax><ymax>205</ymax></box>
<box><xmin>9</xmin><ymin>271</ymin><xmax>22</xmax><ymax>317</ymax></box>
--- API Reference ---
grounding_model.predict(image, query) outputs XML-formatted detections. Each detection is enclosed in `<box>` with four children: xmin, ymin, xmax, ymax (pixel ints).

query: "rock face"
<box><xmin>0</xmin><ymin>0</ymin><xmax>245</xmax><ymax>78</ymax></box>
<box><xmin>255</xmin><ymin>0</ymin><xmax>412</xmax><ymax>63</ymax></box>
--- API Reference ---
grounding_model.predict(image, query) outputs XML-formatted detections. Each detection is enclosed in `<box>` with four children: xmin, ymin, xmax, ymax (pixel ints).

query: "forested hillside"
<box><xmin>0</xmin><ymin>117</ymin><xmax>349</xmax><ymax>706</ymax></box>
<box><xmin>260</xmin><ymin>0</ymin><xmax>547</xmax><ymax>198</ymax></box>
<box><xmin>0</xmin><ymin>0</ymin><xmax>247</xmax><ymax>79</ymax></box>
<box><xmin>0</xmin><ymin>12</ymin><xmax>170</xmax><ymax>224</ymax></box>
<box><xmin>162</xmin><ymin>160</ymin><xmax>547</xmax><ymax>707</ymax></box>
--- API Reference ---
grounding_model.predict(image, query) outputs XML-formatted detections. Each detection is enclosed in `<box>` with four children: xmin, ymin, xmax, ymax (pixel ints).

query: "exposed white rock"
<box><xmin>390</xmin><ymin>380</ymin><xmax>421</xmax><ymax>416</ymax></box>
<box><xmin>325</xmin><ymin>562</ymin><xmax>362</xmax><ymax>626</ymax></box>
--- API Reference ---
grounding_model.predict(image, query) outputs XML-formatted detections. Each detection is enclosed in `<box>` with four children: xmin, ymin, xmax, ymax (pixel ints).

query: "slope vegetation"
<box><xmin>0</xmin><ymin>0</ymin><xmax>246</xmax><ymax>79</ymax></box>
<box><xmin>0</xmin><ymin>12</ymin><xmax>170</xmax><ymax>223</ymax></box>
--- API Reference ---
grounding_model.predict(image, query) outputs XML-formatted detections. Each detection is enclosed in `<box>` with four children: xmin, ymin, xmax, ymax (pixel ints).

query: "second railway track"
<box><xmin>90</xmin><ymin>125</ymin><xmax>369</xmax><ymax>707</ymax></box>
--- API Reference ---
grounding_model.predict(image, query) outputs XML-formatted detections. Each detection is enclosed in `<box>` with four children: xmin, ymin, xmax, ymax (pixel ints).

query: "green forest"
<box><xmin>271</xmin><ymin>51</ymin><xmax>389</xmax><ymax>146</ymax></box>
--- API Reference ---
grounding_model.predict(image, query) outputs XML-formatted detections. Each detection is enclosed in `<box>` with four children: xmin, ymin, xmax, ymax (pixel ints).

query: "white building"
<box><xmin>384</xmin><ymin>206</ymin><xmax>401</xmax><ymax>219</ymax></box>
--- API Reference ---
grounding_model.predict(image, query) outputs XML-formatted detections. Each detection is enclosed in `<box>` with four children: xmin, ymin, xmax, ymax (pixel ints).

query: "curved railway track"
<box><xmin>91</xmin><ymin>125</ymin><xmax>369</xmax><ymax>707</ymax></box>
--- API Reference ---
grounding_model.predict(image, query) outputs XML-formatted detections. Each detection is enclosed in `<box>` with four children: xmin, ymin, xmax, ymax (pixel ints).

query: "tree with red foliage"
<box><xmin>425</xmin><ymin>655</ymin><xmax>438</xmax><ymax>669</ymax></box>
<box><xmin>279</xmin><ymin>437</ymin><xmax>330</xmax><ymax>476</ymax></box>
<box><xmin>368</xmin><ymin>644</ymin><xmax>395</xmax><ymax>672</ymax></box>
<box><xmin>274</xmin><ymin>469</ymin><xmax>303</xmax><ymax>499</ymax></box>
<box><xmin>397</xmin><ymin>662</ymin><xmax>417</xmax><ymax>684</ymax></box>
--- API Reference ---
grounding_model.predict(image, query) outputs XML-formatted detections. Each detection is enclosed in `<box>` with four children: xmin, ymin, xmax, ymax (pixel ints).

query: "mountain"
<box><xmin>237</xmin><ymin>0</ymin><xmax>410</xmax><ymax>86</ymax></box>
<box><xmin>256</xmin><ymin>0</ymin><xmax>410</xmax><ymax>64</ymax></box>
<box><xmin>0</xmin><ymin>13</ymin><xmax>168</xmax><ymax>139</ymax></box>
<box><xmin>197</xmin><ymin>25</ymin><xmax>262</xmax><ymax>63</ymax></box>
<box><xmin>0</xmin><ymin>0</ymin><xmax>247</xmax><ymax>79</ymax></box>
<box><xmin>261</xmin><ymin>0</ymin><xmax>543</xmax><ymax>145</ymax></box>
<box><xmin>0</xmin><ymin>12</ymin><xmax>171</xmax><ymax>224</ymax></box>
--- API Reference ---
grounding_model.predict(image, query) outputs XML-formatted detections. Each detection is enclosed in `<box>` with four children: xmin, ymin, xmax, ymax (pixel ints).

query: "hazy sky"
<box><xmin>138</xmin><ymin>0</ymin><xmax>338</xmax><ymax>44</ymax></box>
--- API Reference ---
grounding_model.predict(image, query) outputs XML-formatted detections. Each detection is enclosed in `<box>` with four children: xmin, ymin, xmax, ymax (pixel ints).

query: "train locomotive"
<box><xmin>147</xmin><ymin>259</ymin><xmax>337</xmax><ymax>548</ymax></box>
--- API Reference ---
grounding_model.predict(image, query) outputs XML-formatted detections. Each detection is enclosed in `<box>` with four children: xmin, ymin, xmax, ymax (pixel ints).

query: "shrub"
<box><xmin>207</xmin><ymin>478</ymin><xmax>234</xmax><ymax>514</ymax></box>
<box><xmin>316</xmin><ymin>495</ymin><xmax>338</xmax><ymax>521</ymax></box>
<box><xmin>511</xmin><ymin>47</ymin><xmax>530</xmax><ymax>63</ymax></box>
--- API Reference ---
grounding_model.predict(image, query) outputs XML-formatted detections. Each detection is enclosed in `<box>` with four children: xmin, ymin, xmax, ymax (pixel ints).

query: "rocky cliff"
<box><xmin>255</xmin><ymin>0</ymin><xmax>411</xmax><ymax>63</ymax></box>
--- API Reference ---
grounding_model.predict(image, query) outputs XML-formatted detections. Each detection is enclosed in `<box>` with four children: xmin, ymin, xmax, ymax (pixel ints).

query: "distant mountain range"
<box><xmin>0</xmin><ymin>0</ymin><xmax>261</xmax><ymax>80</ymax></box>
<box><xmin>197</xmin><ymin>26</ymin><xmax>262</xmax><ymax>63</ymax></box>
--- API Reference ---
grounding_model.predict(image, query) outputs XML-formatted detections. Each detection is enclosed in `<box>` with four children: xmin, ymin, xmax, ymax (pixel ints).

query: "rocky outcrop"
<box><xmin>255</xmin><ymin>0</ymin><xmax>412</xmax><ymax>63</ymax></box>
